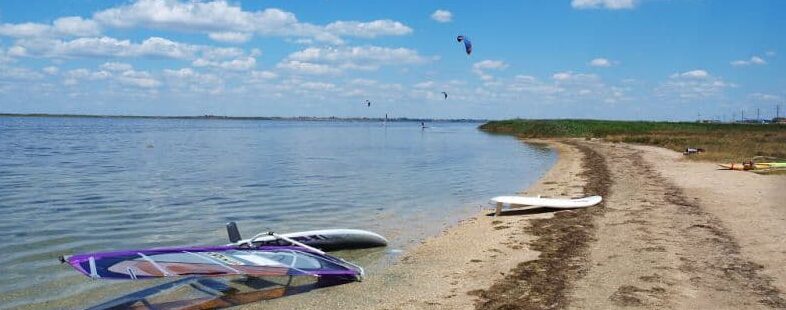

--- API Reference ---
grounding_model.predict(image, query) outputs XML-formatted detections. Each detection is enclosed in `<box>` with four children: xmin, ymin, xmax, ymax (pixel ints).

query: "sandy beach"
<box><xmin>245</xmin><ymin>138</ymin><xmax>786</xmax><ymax>309</ymax></box>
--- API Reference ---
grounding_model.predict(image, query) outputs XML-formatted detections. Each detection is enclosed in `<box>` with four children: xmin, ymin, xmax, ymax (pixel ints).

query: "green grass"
<box><xmin>480</xmin><ymin>119</ymin><xmax>786</xmax><ymax>162</ymax></box>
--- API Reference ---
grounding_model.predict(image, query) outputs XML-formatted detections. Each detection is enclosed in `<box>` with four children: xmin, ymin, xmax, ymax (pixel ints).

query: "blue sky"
<box><xmin>0</xmin><ymin>0</ymin><xmax>784</xmax><ymax>120</ymax></box>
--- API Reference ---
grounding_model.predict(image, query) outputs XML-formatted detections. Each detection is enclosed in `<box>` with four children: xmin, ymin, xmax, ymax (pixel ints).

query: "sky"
<box><xmin>0</xmin><ymin>0</ymin><xmax>784</xmax><ymax>120</ymax></box>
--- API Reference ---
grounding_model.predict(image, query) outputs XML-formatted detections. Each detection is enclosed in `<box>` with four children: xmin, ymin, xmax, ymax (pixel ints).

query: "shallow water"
<box><xmin>0</xmin><ymin>116</ymin><xmax>555</xmax><ymax>309</ymax></box>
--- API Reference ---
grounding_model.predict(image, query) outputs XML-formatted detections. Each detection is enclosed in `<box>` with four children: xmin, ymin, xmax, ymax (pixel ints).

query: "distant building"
<box><xmin>773</xmin><ymin>117</ymin><xmax>786</xmax><ymax>124</ymax></box>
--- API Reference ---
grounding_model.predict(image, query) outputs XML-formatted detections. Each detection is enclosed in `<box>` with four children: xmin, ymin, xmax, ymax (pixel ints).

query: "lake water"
<box><xmin>0</xmin><ymin>116</ymin><xmax>555</xmax><ymax>309</ymax></box>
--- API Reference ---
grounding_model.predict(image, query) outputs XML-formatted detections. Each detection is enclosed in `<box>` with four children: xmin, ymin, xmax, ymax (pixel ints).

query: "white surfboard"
<box><xmin>490</xmin><ymin>195</ymin><xmax>602</xmax><ymax>215</ymax></box>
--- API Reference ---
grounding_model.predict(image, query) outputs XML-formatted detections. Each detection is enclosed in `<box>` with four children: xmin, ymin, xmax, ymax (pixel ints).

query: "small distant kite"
<box><xmin>457</xmin><ymin>35</ymin><xmax>472</xmax><ymax>55</ymax></box>
<box><xmin>441</xmin><ymin>91</ymin><xmax>448</xmax><ymax>100</ymax></box>
<box><xmin>365</xmin><ymin>100</ymin><xmax>371</xmax><ymax>107</ymax></box>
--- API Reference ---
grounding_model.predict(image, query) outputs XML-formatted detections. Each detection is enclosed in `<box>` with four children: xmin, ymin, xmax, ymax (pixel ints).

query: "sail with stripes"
<box><xmin>63</xmin><ymin>245</ymin><xmax>362</xmax><ymax>280</ymax></box>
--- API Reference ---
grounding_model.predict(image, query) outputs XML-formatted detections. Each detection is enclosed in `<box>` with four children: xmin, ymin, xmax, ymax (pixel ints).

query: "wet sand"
<box><xmin>246</xmin><ymin>139</ymin><xmax>786</xmax><ymax>309</ymax></box>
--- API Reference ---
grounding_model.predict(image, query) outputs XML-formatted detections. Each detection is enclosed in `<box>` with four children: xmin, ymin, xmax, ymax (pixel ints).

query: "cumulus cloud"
<box><xmin>193</xmin><ymin>56</ymin><xmax>256</xmax><ymax>71</ymax></box>
<box><xmin>730</xmin><ymin>56</ymin><xmax>766</xmax><ymax>66</ymax></box>
<box><xmin>163</xmin><ymin>67</ymin><xmax>224</xmax><ymax>94</ymax></box>
<box><xmin>659</xmin><ymin>69</ymin><xmax>733</xmax><ymax>99</ymax></box>
<box><xmin>324</xmin><ymin>20</ymin><xmax>412</xmax><ymax>38</ymax></box>
<box><xmin>431</xmin><ymin>10</ymin><xmax>453</xmax><ymax>23</ymax></box>
<box><xmin>571</xmin><ymin>0</ymin><xmax>637</xmax><ymax>10</ymax></box>
<box><xmin>279</xmin><ymin>45</ymin><xmax>427</xmax><ymax>74</ymax></box>
<box><xmin>589</xmin><ymin>57</ymin><xmax>616</xmax><ymax>67</ymax></box>
<box><xmin>116</xmin><ymin>70</ymin><xmax>160</xmax><ymax>88</ymax></box>
<box><xmin>0</xmin><ymin>66</ymin><xmax>45</xmax><ymax>80</ymax></box>
<box><xmin>208</xmin><ymin>32</ymin><xmax>252</xmax><ymax>44</ymax></box>
<box><xmin>62</xmin><ymin>65</ymin><xmax>161</xmax><ymax>88</ymax></box>
<box><xmin>0</xmin><ymin>17</ymin><xmax>100</xmax><ymax>38</ymax></box>
<box><xmin>101</xmin><ymin>62</ymin><xmax>133</xmax><ymax>71</ymax></box>
<box><xmin>12</xmin><ymin>36</ymin><xmax>257</xmax><ymax>70</ymax></box>
<box><xmin>251</xmin><ymin>70</ymin><xmax>277</xmax><ymax>80</ymax></box>
<box><xmin>670</xmin><ymin>69</ymin><xmax>709</xmax><ymax>79</ymax></box>
<box><xmin>0</xmin><ymin>23</ymin><xmax>51</xmax><ymax>38</ymax></box>
<box><xmin>52</xmin><ymin>17</ymin><xmax>101</xmax><ymax>37</ymax></box>
<box><xmin>552</xmin><ymin>71</ymin><xmax>600</xmax><ymax>82</ymax></box>
<box><xmin>276</xmin><ymin>60</ymin><xmax>341</xmax><ymax>75</ymax></box>
<box><xmin>472</xmin><ymin>60</ymin><xmax>507</xmax><ymax>80</ymax></box>
<box><xmin>92</xmin><ymin>0</ymin><xmax>411</xmax><ymax>44</ymax></box>
<box><xmin>42</xmin><ymin>66</ymin><xmax>59</xmax><ymax>75</ymax></box>
<box><xmin>507</xmin><ymin>75</ymin><xmax>564</xmax><ymax>96</ymax></box>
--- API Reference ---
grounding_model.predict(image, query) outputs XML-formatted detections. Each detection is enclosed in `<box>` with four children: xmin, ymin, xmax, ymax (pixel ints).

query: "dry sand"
<box><xmin>246</xmin><ymin>139</ymin><xmax>786</xmax><ymax>309</ymax></box>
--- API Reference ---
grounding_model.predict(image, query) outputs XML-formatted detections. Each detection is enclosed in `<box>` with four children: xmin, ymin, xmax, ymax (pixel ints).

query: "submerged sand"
<box><xmin>246</xmin><ymin>139</ymin><xmax>786</xmax><ymax>309</ymax></box>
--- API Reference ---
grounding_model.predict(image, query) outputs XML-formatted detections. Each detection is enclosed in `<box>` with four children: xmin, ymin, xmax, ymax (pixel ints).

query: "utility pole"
<box><xmin>741</xmin><ymin>109</ymin><xmax>744</xmax><ymax>122</ymax></box>
<box><xmin>757</xmin><ymin>108</ymin><xmax>760</xmax><ymax>122</ymax></box>
<box><xmin>778</xmin><ymin>104</ymin><xmax>781</xmax><ymax>119</ymax></box>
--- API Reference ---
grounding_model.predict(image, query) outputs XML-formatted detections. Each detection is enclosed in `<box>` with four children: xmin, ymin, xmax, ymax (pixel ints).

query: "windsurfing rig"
<box><xmin>60</xmin><ymin>232</ymin><xmax>364</xmax><ymax>282</ymax></box>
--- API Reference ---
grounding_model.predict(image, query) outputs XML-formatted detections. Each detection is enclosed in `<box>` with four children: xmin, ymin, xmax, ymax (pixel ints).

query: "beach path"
<box><xmin>569</xmin><ymin>141</ymin><xmax>786</xmax><ymax>309</ymax></box>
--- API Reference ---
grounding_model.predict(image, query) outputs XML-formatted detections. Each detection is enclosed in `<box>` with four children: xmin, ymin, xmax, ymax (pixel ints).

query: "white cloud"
<box><xmin>507</xmin><ymin>75</ymin><xmax>564</xmax><ymax>96</ymax></box>
<box><xmin>61</xmin><ymin>68</ymin><xmax>111</xmax><ymax>85</ymax></box>
<box><xmin>208</xmin><ymin>32</ymin><xmax>252</xmax><ymax>44</ymax></box>
<box><xmin>472</xmin><ymin>60</ymin><xmax>507</xmax><ymax>80</ymax></box>
<box><xmin>765</xmin><ymin>50</ymin><xmax>776</xmax><ymax>57</ymax></box>
<box><xmin>659</xmin><ymin>70</ymin><xmax>732</xmax><ymax>99</ymax></box>
<box><xmin>414</xmin><ymin>81</ymin><xmax>435</xmax><ymax>89</ymax></box>
<box><xmin>324</xmin><ymin>20</ymin><xmax>412</xmax><ymax>38</ymax></box>
<box><xmin>300</xmin><ymin>81</ymin><xmax>336</xmax><ymax>91</ymax></box>
<box><xmin>749</xmin><ymin>93</ymin><xmax>780</xmax><ymax>101</ymax></box>
<box><xmin>193</xmin><ymin>56</ymin><xmax>256</xmax><ymax>71</ymax></box>
<box><xmin>0</xmin><ymin>66</ymin><xmax>45</xmax><ymax>80</ymax></box>
<box><xmin>473</xmin><ymin>60</ymin><xmax>508</xmax><ymax>71</ymax></box>
<box><xmin>571</xmin><ymin>0</ymin><xmax>637</xmax><ymax>10</ymax></box>
<box><xmin>42</xmin><ymin>66</ymin><xmax>59</xmax><ymax>75</ymax></box>
<box><xmin>101</xmin><ymin>62</ymin><xmax>133</xmax><ymax>71</ymax></box>
<box><xmin>251</xmin><ymin>70</ymin><xmax>278</xmax><ymax>80</ymax></box>
<box><xmin>589</xmin><ymin>57</ymin><xmax>616</xmax><ymax>67</ymax></box>
<box><xmin>116</xmin><ymin>70</ymin><xmax>160</xmax><ymax>88</ymax></box>
<box><xmin>0</xmin><ymin>23</ymin><xmax>52</xmax><ymax>38</ymax></box>
<box><xmin>281</xmin><ymin>46</ymin><xmax>427</xmax><ymax>74</ymax></box>
<box><xmin>0</xmin><ymin>17</ymin><xmax>100</xmax><ymax>38</ymax></box>
<box><xmin>52</xmin><ymin>17</ymin><xmax>101</xmax><ymax>37</ymax></box>
<box><xmin>276</xmin><ymin>60</ymin><xmax>340</xmax><ymax>75</ymax></box>
<box><xmin>552</xmin><ymin>71</ymin><xmax>599</xmax><ymax>82</ymax></box>
<box><xmin>13</xmin><ymin>36</ymin><xmax>258</xmax><ymax>71</ymax></box>
<box><xmin>730</xmin><ymin>56</ymin><xmax>767</xmax><ymax>66</ymax></box>
<box><xmin>163</xmin><ymin>67</ymin><xmax>224</xmax><ymax>94</ymax></box>
<box><xmin>670</xmin><ymin>69</ymin><xmax>709</xmax><ymax>79</ymax></box>
<box><xmin>431</xmin><ymin>10</ymin><xmax>453</xmax><ymax>23</ymax></box>
<box><xmin>92</xmin><ymin>0</ymin><xmax>411</xmax><ymax>44</ymax></box>
<box><xmin>8</xmin><ymin>46</ymin><xmax>27</xmax><ymax>57</ymax></box>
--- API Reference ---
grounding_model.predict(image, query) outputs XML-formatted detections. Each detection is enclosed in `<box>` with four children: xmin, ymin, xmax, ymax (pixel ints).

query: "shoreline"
<box><xmin>245</xmin><ymin>139</ymin><xmax>583</xmax><ymax>309</ymax></box>
<box><xmin>249</xmin><ymin>138</ymin><xmax>786</xmax><ymax>309</ymax></box>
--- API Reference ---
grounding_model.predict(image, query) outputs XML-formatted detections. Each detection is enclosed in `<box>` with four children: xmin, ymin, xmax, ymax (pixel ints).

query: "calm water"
<box><xmin>0</xmin><ymin>117</ymin><xmax>555</xmax><ymax>309</ymax></box>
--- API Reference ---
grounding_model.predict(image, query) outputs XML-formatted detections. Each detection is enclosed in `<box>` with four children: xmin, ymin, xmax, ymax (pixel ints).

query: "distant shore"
<box><xmin>0</xmin><ymin>113</ymin><xmax>486</xmax><ymax>123</ymax></box>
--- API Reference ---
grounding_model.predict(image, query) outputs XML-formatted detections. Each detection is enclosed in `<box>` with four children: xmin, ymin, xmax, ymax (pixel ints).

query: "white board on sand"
<box><xmin>490</xmin><ymin>195</ymin><xmax>602</xmax><ymax>215</ymax></box>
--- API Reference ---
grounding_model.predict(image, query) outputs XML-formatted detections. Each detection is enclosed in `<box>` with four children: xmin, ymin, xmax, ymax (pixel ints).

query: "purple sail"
<box><xmin>64</xmin><ymin>245</ymin><xmax>361</xmax><ymax>280</ymax></box>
